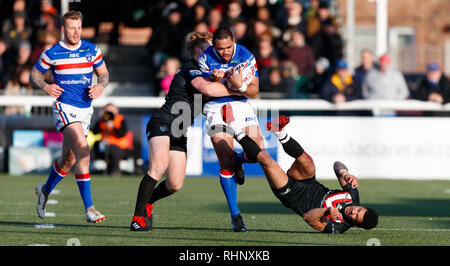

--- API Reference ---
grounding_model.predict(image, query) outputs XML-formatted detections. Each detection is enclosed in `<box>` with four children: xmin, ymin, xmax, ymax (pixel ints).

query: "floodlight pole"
<box><xmin>376</xmin><ymin>0</ymin><xmax>388</xmax><ymax>56</ymax></box>
<box><xmin>346</xmin><ymin>0</ymin><xmax>355</xmax><ymax>74</ymax></box>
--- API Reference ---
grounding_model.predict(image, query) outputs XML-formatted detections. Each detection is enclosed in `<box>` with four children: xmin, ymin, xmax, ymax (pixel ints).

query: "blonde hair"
<box><xmin>186</xmin><ymin>31</ymin><xmax>213</xmax><ymax>58</ymax></box>
<box><xmin>61</xmin><ymin>10</ymin><xmax>83</xmax><ymax>26</ymax></box>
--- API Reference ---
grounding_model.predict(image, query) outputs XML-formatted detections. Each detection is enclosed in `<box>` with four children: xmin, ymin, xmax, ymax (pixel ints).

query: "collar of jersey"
<box><xmin>59</xmin><ymin>40</ymin><xmax>82</xmax><ymax>51</ymax></box>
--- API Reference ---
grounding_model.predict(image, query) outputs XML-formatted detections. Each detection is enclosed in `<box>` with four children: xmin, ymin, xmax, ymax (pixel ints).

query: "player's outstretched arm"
<box><xmin>333</xmin><ymin>161</ymin><xmax>359</xmax><ymax>188</ymax></box>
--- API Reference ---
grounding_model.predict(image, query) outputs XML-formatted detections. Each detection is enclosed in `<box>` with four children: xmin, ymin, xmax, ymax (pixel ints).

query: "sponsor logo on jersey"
<box><xmin>189</xmin><ymin>70</ymin><xmax>202</xmax><ymax>77</ymax></box>
<box><xmin>60</xmin><ymin>75</ymin><xmax>91</xmax><ymax>85</ymax></box>
<box><xmin>279</xmin><ymin>187</ymin><xmax>291</xmax><ymax>196</ymax></box>
<box><xmin>160</xmin><ymin>125</ymin><xmax>168</xmax><ymax>132</ymax></box>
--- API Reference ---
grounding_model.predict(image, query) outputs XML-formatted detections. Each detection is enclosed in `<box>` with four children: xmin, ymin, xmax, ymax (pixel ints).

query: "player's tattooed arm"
<box><xmin>30</xmin><ymin>67</ymin><xmax>64</xmax><ymax>98</ymax></box>
<box><xmin>30</xmin><ymin>67</ymin><xmax>48</xmax><ymax>90</ymax></box>
<box><xmin>89</xmin><ymin>62</ymin><xmax>109</xmax><ymax>99</ymax></box>
<box><xmin>98</xmin><ymin>72</ymin><xmax>109</xmax><ymax>87</ymax></box>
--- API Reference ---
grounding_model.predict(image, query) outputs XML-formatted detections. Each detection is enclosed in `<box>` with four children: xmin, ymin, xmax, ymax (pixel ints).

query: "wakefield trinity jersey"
<box><xmin>34</xmin><ymin>40</ymin><xmax>104</xmax><ymax>108</ymax></box>
<box><xmin>198</xmin><ymin>43</ymin><xmax>258</xmax><ymax>103</ymax></box>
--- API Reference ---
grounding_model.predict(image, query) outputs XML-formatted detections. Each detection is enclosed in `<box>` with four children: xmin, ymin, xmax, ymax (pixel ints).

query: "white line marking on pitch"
<box><xmin>34</xmin><ymin>224</ymin><xmax>55</xmax><ymax>229</ymax></box>
<box><xmin>45</xmin><ymin>212</ymin><xmax>56</xmax><ymax>217</ymax></box>
<box><xmin>47</xmin><ymin>200</ymin><xmax>58</xmax><ymax>205</ymax></box>
<box><xmin>371</xmin><ymin>228</ymin><xmax>450</xmax><ymax>232</ymax></box>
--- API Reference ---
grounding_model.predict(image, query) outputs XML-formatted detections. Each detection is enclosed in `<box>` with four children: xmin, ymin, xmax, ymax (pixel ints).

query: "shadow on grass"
<box><xmin>206</xmin><ymin>199</ymin><xmax>450</xmax><ymax>218</ymax></box>
<box><xmin>0</xmin><ymin>221</ymin><xmax>321</xmax><ymax>246</ymax></box>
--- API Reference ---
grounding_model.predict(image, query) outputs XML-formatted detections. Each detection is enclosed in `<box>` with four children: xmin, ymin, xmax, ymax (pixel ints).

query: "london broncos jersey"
<box><xmin>34</xmin><ymin>40</ymin><xmax>104</xmax><ymax>108</ymax></box>
<box><xmin>198</xmin><ymin>43</ymin><xmax>258</xmax><ymax>103</ymax></box>
<box><xmin>321</xmin><ymin>185</ymin><xmax>360</xmax><ymax>234</ymax></box>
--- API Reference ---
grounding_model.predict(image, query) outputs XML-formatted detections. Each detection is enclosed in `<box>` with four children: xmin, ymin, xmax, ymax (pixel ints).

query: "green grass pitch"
<box><xmin>0</xmin><ymin>174</ymin><xmax>449</xmax><ymax>246</ymax></box>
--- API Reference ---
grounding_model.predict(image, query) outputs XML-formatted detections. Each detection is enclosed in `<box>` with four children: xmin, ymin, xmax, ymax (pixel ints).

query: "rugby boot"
<box><xmin>231</xmin><ymin>214</ymin><xmax>248</xmax><ymax>232</ymax></box>
<box><xmin>130</xmin><ymin>216</ymin><xmax>151</xmax><ymax>231</ymax></box>
<box><xmin>265</xmin><ymin>115</ymin><xmax>290</xmax><ymax>132</ymax></box>
<box><xmin>35</xmin><ymin>184</ymin><xmax>48</xmax><ymax>219</ymax></box>
<box><xmin>85</xmin><ymin>206</ymin><xmax>106</xmax><ymax>223</ymax></box>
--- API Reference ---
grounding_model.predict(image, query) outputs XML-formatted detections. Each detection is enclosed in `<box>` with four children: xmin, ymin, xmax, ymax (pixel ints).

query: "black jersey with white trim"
<box><xmin>158</xmin><ymin>59</ymin><xmax>203</xmax><ymax>124</ymax></box>
<box><xmin>321</xmin><ymin>185</ymin><xmax>360</xmax><ymax>234</ymax></box>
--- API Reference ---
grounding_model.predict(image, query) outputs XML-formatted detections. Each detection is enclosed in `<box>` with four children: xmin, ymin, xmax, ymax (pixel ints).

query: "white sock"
<box><xmin>274</xmin><ymin>130</ymin><xmax>288</xmax><ymax>142</ymax></box>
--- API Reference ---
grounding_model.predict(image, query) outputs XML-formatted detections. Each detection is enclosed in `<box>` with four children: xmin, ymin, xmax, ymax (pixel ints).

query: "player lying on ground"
<box><xmin>221</xmin><ymin>105</ymin><xmax>378</xmax><ymax>233</ymax></box>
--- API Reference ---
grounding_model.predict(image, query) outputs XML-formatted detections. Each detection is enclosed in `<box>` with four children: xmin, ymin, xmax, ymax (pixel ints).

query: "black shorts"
<box><xmin>271</xmin><ymin>176</ymin><xmax>330</xmax><ymax>217</ymax></box>
<box><xmin>146</xmin><ymin>113</ymin><xmax>187</xmax><ymax>153</ymax></box>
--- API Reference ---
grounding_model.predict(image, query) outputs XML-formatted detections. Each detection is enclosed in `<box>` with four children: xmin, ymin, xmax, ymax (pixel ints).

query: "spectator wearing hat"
<box><xmin>414</xmin><ymin>62</ymin><xmax>450</xmax><ymax>104</ymax></box>
<box><xmin>362</xmin><ymin>53</ymin><xmax>409</xmax><ymax>100</ymax></box>
<box><xmin>319</xmin><ymin>60</ymin><xmax>362</xmax><ymax>103</ymax></box>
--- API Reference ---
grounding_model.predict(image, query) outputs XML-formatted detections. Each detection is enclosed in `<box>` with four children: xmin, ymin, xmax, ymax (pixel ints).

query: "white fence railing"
<box><xmin>1</xmin><ymin>96</ymin><xmax>450</xmax><ymax>114</ymax></box>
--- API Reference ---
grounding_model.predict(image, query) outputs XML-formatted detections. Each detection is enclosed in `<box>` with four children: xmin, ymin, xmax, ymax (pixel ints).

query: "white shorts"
<box><xmin>52</xmin><ymin>100</ymin><xmax>93</xmax><ymax>136</ymax></box>
<box><xmin>203</xmin><ymin>99</ymin><xmax>258</xmax><ymax>135</ymax></box>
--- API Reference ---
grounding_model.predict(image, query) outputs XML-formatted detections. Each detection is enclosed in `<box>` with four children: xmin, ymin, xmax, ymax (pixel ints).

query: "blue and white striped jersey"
<box><xmin>198</xmin><ymin>43</ymin><xmax>258</xmax><ymax>104</ymax></box>
<box><xmin>34</xmin><ymin>40</ymin><xmax>104</xmax><ymax>108</ymax></box>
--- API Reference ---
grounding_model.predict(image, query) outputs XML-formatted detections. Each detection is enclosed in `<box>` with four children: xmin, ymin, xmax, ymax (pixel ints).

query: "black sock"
<box><xmin>237</xmin><ymin>135</ymin><xmax>262</xmax><ymax>162</ymax></box>
<box><xmin>148</xmin><ymin>180</ymin><xmax>173</xmax><ymax>204</ymax></box>
<box><xmin>281</xmin><ymin>136</ymin><xmax>304</xmax><ymax>159</ymax></box>
<box><xmin>133</xmin><ymin>174</ymin><xmax>157</xmax><ymax>217</ymax></box>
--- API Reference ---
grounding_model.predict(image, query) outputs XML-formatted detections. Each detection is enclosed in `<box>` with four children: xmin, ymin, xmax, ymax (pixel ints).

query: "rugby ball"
<box><xmin>229</xmin><ymin>62</ymin><xmax>256</xmax><ymax>89</ymax></box>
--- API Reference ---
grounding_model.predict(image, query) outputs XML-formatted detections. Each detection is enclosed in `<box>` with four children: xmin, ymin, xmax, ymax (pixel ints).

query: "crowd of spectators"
<box><xmin>1</xmin><ymin>0</ymin><xmax>449</xmax><ymax>116</ymax></box>
<box><xmin>146</xmin><ymin>0</ymin><xmax>450</xmax><ymax>104</ymax></box>
<box><xmin>0</xmin><ymin>0</ymin><xmax>61</xmax><ymax>115</ymax></box>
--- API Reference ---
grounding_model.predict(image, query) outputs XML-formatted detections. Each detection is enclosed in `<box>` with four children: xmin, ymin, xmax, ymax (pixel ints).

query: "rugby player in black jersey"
<box><xmin>221</xmin><ymin>104</ymin><xmax>378</xmax><ymax>233</ymax></box>
<box><xmin>130</xmin><ymin>32</ymin><xmax>240</xmax><ymax>231</ymax></box>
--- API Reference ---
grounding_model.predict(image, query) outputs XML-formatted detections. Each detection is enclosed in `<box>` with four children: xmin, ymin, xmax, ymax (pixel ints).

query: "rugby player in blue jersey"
<box><xmin>221</xmin><ymin>105</ymin><xmax>378</xmax><ymax>234</ymax></box>
<box><xmin>30</xmin><ymin>11</ymin><xmax>109</xmax><ymax>223</ymax></box>
<box><xmin>198</xmin><ymin>28</ymin><xmax>264</xmax><ymax>232</ymax></box>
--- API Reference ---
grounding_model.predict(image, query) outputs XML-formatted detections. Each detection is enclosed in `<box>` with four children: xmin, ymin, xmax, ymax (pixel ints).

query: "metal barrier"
<box><xmin>1</xmin><ymin>95</ymin><xmax>450</xmax><ymax>115</ymax></box>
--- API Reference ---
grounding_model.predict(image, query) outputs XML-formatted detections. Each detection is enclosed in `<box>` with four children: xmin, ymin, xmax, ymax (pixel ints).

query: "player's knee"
<box><xmin>148</xmin><ymin>164</ymin><xmax>167</xmax><ymax>180</ymax></box>
<box><xmin>167</xmin><ymin>181</ymin><xmax>183</xmax><ymax>193</ymax></box>
<box><xmin>299</xmin><ymin>152</ymin><xmax>316</xmax><ymax>175</ymax></box>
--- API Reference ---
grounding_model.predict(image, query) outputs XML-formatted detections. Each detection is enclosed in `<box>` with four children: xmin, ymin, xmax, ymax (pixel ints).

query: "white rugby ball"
<box><xmin>227</xmin><ymin>62</ymin><xmax>256</xmax><ymax>90</ymax></box>
<box><xmin>234</xmin><ymin>61</ymin><xmax>256</xmax><ymax>85</ymax></box>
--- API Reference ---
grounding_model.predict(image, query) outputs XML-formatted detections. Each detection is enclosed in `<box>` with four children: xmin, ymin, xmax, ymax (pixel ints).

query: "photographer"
<box><xmin>91</xmin><ymin>103</ymin><xmax>132</xmax><ymax>175</ymax></box>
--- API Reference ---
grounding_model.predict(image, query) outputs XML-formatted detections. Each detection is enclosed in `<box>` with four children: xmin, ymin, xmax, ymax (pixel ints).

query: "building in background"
<box><xmin>336</xmin><ymin>0</ymin><xmax>450</xmax><ymax>75</ymax></box>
